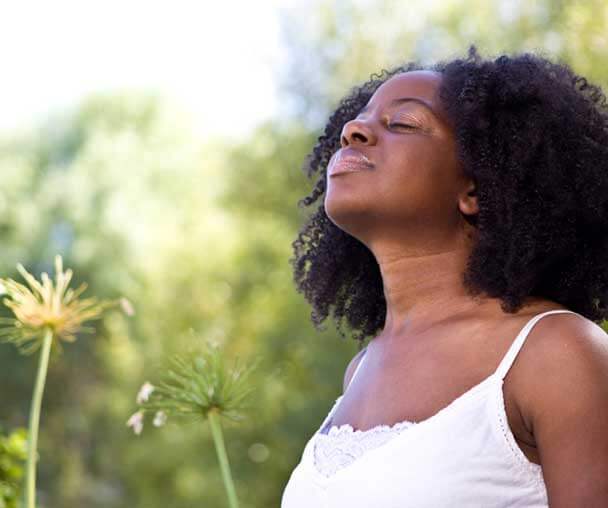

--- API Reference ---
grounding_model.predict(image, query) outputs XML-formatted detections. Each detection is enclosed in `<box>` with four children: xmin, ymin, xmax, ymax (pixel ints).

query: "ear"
<box><xmin>458</xmin><ymin>180</ymin><xmax>479</xmax><ymax>217</ymax></box>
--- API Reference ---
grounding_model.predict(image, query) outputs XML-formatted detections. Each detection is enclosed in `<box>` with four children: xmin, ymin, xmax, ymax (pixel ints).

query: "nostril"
<box><xmin>353</xmin><ymin>132</ymin><xmax>367</xmax><ymax>143</ymax></box>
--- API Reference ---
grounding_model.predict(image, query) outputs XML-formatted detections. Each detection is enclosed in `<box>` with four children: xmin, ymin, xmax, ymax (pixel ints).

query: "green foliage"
<box><xmin>0</xmin><ymin>426</ymin><xmax>27</xmax><ymax>508</ymax></box>
<box><xmin>0</xmin><ymin>1</ymin><xmax>607</xmax><ymax>506</ymax></box>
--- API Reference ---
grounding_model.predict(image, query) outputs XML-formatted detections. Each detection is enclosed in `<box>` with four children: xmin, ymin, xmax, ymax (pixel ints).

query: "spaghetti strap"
<box><xmin>494</xmin><ymin>309</ymin><xmax>581</xmax><ymax>381</ymax></box>
<box><xmin>346</xmin><ymin>349</ymin><xmax>367</xmax><ymax>391</ymax></box>
<box><xmin>317</xmin><ymin>351</ymin><xmax>368</xmax><ymax>434</ymax></box>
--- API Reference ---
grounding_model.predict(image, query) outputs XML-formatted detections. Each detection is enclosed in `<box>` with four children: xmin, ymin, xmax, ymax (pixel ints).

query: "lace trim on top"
<box><xmin>313</xmin><ymin>397</ymin><xmax>418</xmax><ymax>477</ymax></box>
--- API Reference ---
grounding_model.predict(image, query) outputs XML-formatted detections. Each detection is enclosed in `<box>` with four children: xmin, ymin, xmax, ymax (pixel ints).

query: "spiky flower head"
<box><xmin>0</xmin><ymin>255</ymin><xmax>128</xmax><ymax>355</ymax></box>
<box><xmin>129</xmin><ymin>340</ymin><xmax>262</xmax><ymax>434</ymax></box>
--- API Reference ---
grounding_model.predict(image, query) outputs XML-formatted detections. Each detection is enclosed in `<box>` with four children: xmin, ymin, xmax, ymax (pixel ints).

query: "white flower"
<box><xmin>126</xmin><ymin>410</ymin><xmax>144</xmax><ymax>435</ymax></box>
<box><xmin>136</xmin><ymin>382</ymin><xmax>155</xmax><ymax>404</ymax></box>
<box><xmin>153</xmin><ymin>410</ymin><xmax>167</xmax><ymax>427</ymax></box>
<box><xmin>120</xmin><ymin>297</ymin><xmax>135</xmax><ymax>316</ymax></box>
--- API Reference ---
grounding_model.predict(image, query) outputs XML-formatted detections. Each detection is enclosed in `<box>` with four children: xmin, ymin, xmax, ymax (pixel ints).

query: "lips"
<box><xmin>328</xmin><ymin>149</ymin><xmax>374</xmax><ymax>176</ymax></box>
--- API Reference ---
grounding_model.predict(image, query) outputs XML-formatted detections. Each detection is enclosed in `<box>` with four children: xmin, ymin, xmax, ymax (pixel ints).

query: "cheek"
<box><xmin>376</xmin><ymin>140</ymin><xmax>461</xmax><ymax>216</ymax></box>
<box><xmin>380</xmin><ymin>141</ymin><xmax>448</xmax><ymax>193</ymax></box>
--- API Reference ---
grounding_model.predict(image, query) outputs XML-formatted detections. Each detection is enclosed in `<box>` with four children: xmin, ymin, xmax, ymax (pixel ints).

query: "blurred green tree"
<box><xmin>0</xmin><ymin>0</ymin><xmax>606</xmax><ymax>506</ymax></box>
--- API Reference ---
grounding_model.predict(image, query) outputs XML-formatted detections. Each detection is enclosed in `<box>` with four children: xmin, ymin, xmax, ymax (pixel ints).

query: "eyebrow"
<box><xmin>359</xmin><ymin>97</ymin><xmax>438</xmax><ymax>118</ymax></box>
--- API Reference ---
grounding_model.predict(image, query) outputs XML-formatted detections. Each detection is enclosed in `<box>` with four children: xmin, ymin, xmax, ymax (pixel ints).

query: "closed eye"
<box><xmin>388</xmin><ymin>122</ymin><xmax>418</xmax><ymax>130</ymax></box>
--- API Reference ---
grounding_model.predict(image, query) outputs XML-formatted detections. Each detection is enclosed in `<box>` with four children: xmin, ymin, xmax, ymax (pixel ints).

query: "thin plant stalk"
<box><xmin>24</xmin><ymin>327</ymin><xmax>53</xmax><ymax>508</ymax></box>
<box><xmin>0</xmin><ymin>256</ymin><xmax>123</xmax><ymax>508</ymax></box>
<box><xmin>130</xmin><ymin>347</ymin><xmax>262</xmax><ymax>507</ymax></box>
<box><xmin>208</xmin><ymin>409</ymin><xmax>239</xmax><ymax>508</ymax></box>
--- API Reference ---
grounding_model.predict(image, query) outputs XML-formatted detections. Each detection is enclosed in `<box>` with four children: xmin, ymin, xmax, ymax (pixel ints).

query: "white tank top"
<box><xmin>281</xmin><ymin>309</ymin><xmax>582</xmax><ymax>507</ymax></box>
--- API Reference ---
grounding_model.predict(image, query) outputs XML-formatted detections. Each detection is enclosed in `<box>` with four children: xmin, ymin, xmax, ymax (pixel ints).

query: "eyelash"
<box><xmin>388</xmin><ymin>122</ymin><xmax>417</xmax><ymax>130</ymax></box>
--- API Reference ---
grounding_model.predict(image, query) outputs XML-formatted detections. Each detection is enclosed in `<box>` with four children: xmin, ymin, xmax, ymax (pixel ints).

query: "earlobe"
<box><xmin>458</xmin><ymin>191</ymin><xmax>479</xmax><ymax>233</ymax></box>
<box><xmin>459</xmin><ymin>188</ymin><xmax>479</xmax><ymax>215</ymax></box>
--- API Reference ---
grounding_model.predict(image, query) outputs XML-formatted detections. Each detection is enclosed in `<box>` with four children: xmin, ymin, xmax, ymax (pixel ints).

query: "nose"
<box><xmin>340</xmin><ymin>117</ymin><xmax>377</xmax><ymax>147</ymax></box>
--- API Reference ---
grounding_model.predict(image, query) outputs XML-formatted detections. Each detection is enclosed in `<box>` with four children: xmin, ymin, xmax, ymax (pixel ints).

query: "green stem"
<box><xmin>24</xmin><ymin>328</ymin><xmax>53</xmax><ymax>508</ymax></box>
<box><xmin>207</xmin><ymin>410</ymin><xmax>239</xmax><ymax>508</ymax></box>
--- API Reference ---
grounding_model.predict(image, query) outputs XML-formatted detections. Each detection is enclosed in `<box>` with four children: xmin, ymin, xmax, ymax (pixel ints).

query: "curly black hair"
<box><xmin>289</xmin><ymin>46</ymin><xmax>608</xmax><ymax>346</ymax></box>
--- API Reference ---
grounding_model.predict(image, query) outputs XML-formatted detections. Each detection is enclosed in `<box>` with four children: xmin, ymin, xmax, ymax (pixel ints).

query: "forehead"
<box><xmin>367</xmin><ymin>70</ymin><xmax>443</xmax><ymax>108</ymax></box>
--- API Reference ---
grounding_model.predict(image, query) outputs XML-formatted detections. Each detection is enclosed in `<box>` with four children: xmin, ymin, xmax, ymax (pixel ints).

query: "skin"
<box><xmin>322</xmin><ymin>71</ymin><xmax>608</xmax><ymax>504</ymax></box>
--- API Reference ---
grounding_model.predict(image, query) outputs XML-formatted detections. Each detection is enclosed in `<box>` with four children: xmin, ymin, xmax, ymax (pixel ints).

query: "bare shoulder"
<box><xmin>516</xmin><ymin>311</ymin><xmax>608</xmax><ymax>425</ymax></box>
<box><xmin>343</xmin><ymin>345</ymin><xmax>368</xmax><ymax>393</ymax></box>
<box><xmin>521</xmin><ymin>311</ymin><xmax>607</xmax><ymax>388</ymax></box>
<box><xmin>517</xmin><ymin>311</ymin><xmax>608</xmax><ymax>505</ymax></box>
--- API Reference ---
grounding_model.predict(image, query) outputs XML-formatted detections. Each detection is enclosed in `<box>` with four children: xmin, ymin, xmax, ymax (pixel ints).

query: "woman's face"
<box><xmin>324</xmin><ymin>70</ymin><xmax>475</xmax><ymax>252</ymax></box>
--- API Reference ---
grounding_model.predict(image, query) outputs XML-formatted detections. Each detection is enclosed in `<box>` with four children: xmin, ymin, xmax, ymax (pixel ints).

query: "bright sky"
<box><xmin>0</xmin><ymin>0</ymin><xmax>292</xmax><ymax>140</ymax></box>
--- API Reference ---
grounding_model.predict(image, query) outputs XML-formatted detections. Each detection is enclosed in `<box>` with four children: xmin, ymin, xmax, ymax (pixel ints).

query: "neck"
<box><xmin>375</xmin><ymin>242</ymin><xmax>493</xmax><ymax>340</ymax></box>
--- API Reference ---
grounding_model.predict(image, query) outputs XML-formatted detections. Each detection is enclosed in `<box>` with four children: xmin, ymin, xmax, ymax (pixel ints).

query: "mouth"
<box><xmin>328</xmin><ymin>150</ymin><xmax>374</xmax><ymax>176</ymax></box>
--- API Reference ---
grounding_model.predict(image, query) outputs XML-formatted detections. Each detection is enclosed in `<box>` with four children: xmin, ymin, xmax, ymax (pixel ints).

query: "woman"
<box><xmin>281</xmin><ymin>47</ymin><xmax>608</xmax><ymax>507</ymax></box>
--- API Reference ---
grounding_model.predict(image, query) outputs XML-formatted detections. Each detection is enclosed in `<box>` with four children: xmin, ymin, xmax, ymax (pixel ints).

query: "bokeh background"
<box><xmin>1</xmin><ymin>0</ymin><xmax>607</xmax><ymax>506</ymax></box>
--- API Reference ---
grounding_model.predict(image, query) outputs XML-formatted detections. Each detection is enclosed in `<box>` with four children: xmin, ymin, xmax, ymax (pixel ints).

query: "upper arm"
<box><xmin>524</xmin><ymin>316</ymin><xmax>608</xmax><ymax>507</ymax></box>
<box><xmin>343</xmin><ymin>346</ymin><xmax>368</xmax><ymax>393</ymax></box>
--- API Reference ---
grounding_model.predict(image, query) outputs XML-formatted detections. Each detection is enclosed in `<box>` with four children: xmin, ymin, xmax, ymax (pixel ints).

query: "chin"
<box><xmin>324</xmin><ymin>199</ymin><xmax>371</xmax><ymax>240</ymax></box>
